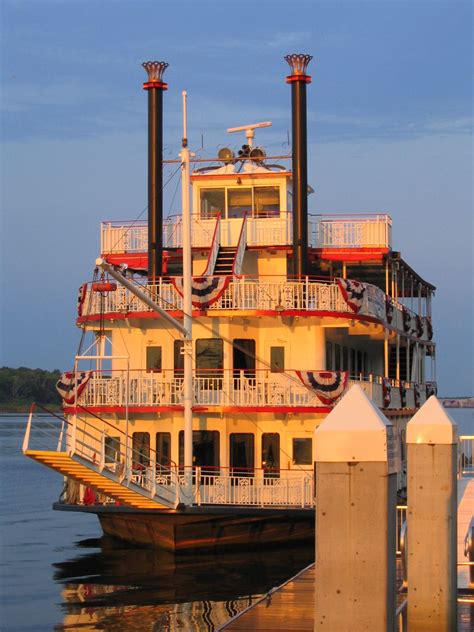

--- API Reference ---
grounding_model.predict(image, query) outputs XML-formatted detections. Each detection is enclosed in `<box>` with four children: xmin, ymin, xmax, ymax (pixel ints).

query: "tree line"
<box><xmin>0</xmin><ymin>367</ymin><xmax>62</xmax><ymax>411</ymax></box>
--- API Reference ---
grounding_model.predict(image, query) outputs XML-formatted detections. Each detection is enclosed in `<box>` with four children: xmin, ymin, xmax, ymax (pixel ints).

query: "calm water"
<box><xmin>0</xmin><ymin>415</ymin><xmax>314</xmax><ymax>631</ymax></box>
<box><xmin>1</xmin><ymin>410</ymin><xmax>472</xmax><ymax>630</ymax></box>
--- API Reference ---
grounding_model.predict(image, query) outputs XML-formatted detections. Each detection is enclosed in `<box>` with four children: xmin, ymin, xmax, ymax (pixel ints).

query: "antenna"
<box><xmin>227</xmin><ymin>121</ymin><xmax>272</xmax><ymax>147</ymax></box>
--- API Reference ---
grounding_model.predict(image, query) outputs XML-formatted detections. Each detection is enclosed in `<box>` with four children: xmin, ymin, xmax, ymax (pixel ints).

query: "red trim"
<box><xmin>76</xmin><ymin>308</ymin><xmax>431</xmax><ymax>344</ymax></box>
<box><xmin>285</xmin><ymin>74</ymin><xmax>312</xmax><ymax>84</ymax></box>
<box><xmin>142</xmin><ymin>81</ymin><xmax>168</xmax><ymax>90</ymax></box>
<box><xmin>191</xmin><ymin>171</ymin><xmax>291</xmax><ymax>182</ymax></box>
<box><xmin>64</xmin><ymin>405</ymin><xmax>331</xmax><ymax>415</ymax></box>
<box><xmin>77</xmin><ymin>310</ymin><xmax>382</xmax><ymax>325</ymax></box>
<box><xmin>314</xmin><ymin>248</ymin><xmax>389</xmax><ymax>262</ymax></box>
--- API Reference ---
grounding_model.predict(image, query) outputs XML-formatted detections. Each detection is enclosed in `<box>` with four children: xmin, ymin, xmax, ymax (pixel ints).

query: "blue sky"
<box><xmin>1</xmin><ymin>0</ymin><xmax>472</xmax><ymax>394</ymax></box>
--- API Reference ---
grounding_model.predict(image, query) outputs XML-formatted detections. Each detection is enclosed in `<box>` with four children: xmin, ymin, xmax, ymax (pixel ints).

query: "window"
<box><xmin>174</xmin><ymin>340</ymin><xmax>184</xmax><ymax>376</ymax></box>
<box><xmin>233</xmin><ymin>339</ymin><xmax>256</xmax><ymax>379</ymax></box>
<box><xmin>228</xmin><ymin>188</ymin><xmax>252</xmax><ymax>218</ymax></box>
<box><xmin>200</xmin><ymin>188</ymin><xmax>225</xmax><ymax>219</ymax></box>
<box><xmin>196</xmin><ymin>339</ymin><xmax>223</xmax><ymax>374</ymax></box>
<box><xmin>293</xmin><ymin>438</ymin><xmax>312</xmax><ymax>465</ymax></box>
<box><xmin>132</xmin><ymin>432</ymin><xmax>150</xmax><ymax>467</ymax></box>
<box><xmin>156</xmin><ymin>432</ymin><xmax>171</xmax><ymax>467</ymax></box>
<box><xmin>230</xmin><ymin>433</ymin><xmax>254</xmax><ymax>476</ymax></box>
<box><xmin>104</xmin><ymin>436</ymin><xmax>120</xmax><ymax>464</ymax></box>
<box><xmin>146</xmin><ymin>346</ymin><xmax>162</xmax><ymax>372</ymax></box>
<box><xmin>334</xmin><ymin>344</ymin><xmax>341</xmax><ymax>371</ymax></box>
<box><xmin>262</xmin><ymin>433</ymin><xmax>280</xmax><ymax>477</ymax></box>
<box><xmin>270</xmin><ymin>346</ymin><xmax>285</xmax><ymax>373</ymax></box>
<box><xmin>254</xmin><ymin>186</ymin><xmax>280</xmax><ymax>217</ymax></box>
<box><xmin>179</xmin><ymin>431</ymin><xmax>220</xmax><ymax>472</ymax></box>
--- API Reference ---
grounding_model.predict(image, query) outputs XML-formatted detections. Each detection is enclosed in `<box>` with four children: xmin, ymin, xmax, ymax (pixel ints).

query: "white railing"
<box><xmin>233</xmin><ymin>215</ymin><xmax>247</xmax><ymax>275</ymax></box>
<box><xmin>78</xmin><ymin>370</ymin><xmax>428</xmax><ymax>411</ymax></box>
<box><xmin>194</xmin><ymin>468</ymin><xmax>314</xmax><ymax>508</ymax></box>
<box><xmin>101</xmin><ymin>221</ymin><xmax>148</xmax><ymax>254</ymax></box>
<box><xmin>102</xmin><ymin>214</ymin><xmax>295</xmax><ymax>251</ymax></box>
<box><xmin>80</xmin><ymin>277</ymin><xmax>432</xmax><ymax>341</ymax></box>
<box><xmin>203</xmin><ymin>215</ymin><xmax>221</xmax><ymax>275</ymax></box>
<box><xmin>459</xmin><ymin>436</ymin><xmax>474</xmax><ymax>477</ymax></box>
<box><xmin>314</xmin><ymin>214</ymin><xmax>392</xmax><ymax>249</ymax></box>
<box><xmin>101</xmin><ymin>213</ymin><xmax>392</xmax><ymax>253</ymax></box>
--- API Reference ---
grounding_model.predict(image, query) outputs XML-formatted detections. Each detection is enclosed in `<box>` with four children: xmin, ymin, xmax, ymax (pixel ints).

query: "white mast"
<box><xmin>180</xmin><ymin>90</ymin><xmax>194</xmax><ymax>505</ymax></box>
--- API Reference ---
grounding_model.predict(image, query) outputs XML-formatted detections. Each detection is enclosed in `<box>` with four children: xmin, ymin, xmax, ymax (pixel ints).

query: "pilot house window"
<box><xmin>199</xmin><ymin>186</ymin><xmax>281</xmax><ymax>219</ymax></box>
<box><xmin>254</xmin><ymin>186</ymin><xmax>279</xmax><ymax>217</ymax></box>
<box><xmin>200</xmin><ymin>188</ymin><xmax>225</xmax><ymax>219</ymax></box>
<box><xmin>228</xmin><ymin>188</ymin><xmax>252</xmax><ymax>218</ymax></box>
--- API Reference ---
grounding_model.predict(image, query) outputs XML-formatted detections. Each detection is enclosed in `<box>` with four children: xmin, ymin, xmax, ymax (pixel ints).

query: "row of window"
<box><xmin>146</xmin><ymin>339</ymin><xmax>285</xmax><ymax>374</ymax></box>
<box><xmin>105</xmin><ymin>431</ymin><xmax>313</xmax><ymax>475</ymax></box>
<box><xmin>200</xmin><ymin>186</ymin><xmax>281</xmax><ymax>220</ymax></box>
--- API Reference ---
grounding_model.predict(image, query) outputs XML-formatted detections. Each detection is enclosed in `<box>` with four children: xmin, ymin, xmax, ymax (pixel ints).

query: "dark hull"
<box><xmin>53</xmin><ymin>503</ymin><xmax>315</xmax><ymax>552</ymax></box>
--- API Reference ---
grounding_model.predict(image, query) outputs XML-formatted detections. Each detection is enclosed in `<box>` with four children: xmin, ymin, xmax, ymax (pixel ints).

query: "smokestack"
<box><xmin>284</xmin><ymin>54</ymin><xmax>312</xmax><ymax>278</ymax></box>
<box><xmin>142</xmin><ymin>61</ymin><xmax>169</xmax><ymax>282</ymax></box>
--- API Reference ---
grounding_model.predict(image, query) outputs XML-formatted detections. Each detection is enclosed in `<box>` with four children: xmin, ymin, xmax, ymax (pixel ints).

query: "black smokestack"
<box><xmin>142</xmin><ymin>61</ymin><xmax>169</xmax><ymax>282</ymax></box>
<box><xmin>284</xmin><ymin>54</ymin><xmax>312</xmax><ymax>278</ymax></box>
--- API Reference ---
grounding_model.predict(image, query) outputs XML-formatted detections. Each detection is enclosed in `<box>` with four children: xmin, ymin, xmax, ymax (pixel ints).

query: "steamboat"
<box><xmin>23</xmin><ymin>55</ymin><xmax>437</xmax><ymax>552</ymax></box>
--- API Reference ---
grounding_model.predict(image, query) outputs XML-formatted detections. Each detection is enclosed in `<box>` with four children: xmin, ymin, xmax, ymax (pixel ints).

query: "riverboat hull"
<box><xmin>53</xmin><ymin>503</ymin><xmax>315</xmax><ymax>552</ymax></box>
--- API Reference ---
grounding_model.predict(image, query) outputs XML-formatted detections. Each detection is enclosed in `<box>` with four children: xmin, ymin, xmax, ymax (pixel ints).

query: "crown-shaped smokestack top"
<box><xmin>285</xmin><ymin>53</ymin><xmax>313</xmax><ymax>77</ymax></box>
<box><xmin>142</xmin><ymin>61</ymin><xmax>169</xmax><ymax>84</ymax></box>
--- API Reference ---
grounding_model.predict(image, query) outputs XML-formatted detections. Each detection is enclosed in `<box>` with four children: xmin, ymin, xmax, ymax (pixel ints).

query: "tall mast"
<box><xmin>180</xmin><ymin>91</ymin><xmax>194</xmax><ymax>505</ymax></box>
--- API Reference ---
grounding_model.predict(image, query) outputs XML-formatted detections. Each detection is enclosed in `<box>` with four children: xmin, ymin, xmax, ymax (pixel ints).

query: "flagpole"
<box><xmin>180</xmin><ymin>90</ymin><xmax>193</xmax><ymax>506</ymax></box>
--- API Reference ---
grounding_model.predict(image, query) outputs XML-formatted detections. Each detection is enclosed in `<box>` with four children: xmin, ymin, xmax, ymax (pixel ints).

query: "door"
<box><xmin>230</xmin><ymin>433</ymin><xmax>254</xmax><ymax>477</ymax></box>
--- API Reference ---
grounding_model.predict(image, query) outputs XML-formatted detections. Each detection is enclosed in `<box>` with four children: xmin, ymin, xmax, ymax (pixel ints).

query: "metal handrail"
<box><xmin>203</xmin><ymin>213</ymin><xmax>221</xmax><ymax>275</ymax></box>
<box><xmin>232</xmin><ymin>214</ymin><xmax>247</xmax><ymax>276</ymax></box>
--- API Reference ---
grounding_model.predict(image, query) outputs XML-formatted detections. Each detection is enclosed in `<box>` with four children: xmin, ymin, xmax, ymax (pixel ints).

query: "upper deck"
<box><xmin>101</xmin><ymin>212</ymin><xmax>393</xmax><ymax>253</ymax></box>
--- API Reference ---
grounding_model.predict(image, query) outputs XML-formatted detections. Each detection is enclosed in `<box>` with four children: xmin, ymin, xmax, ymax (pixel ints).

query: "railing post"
<box><xmin>56</xmin><ymin>420</ymin><xmax>65</xmax><ymax>452</ymax></box>
<box><xmin>195</xmin><ymin>466</ymin><xmax>201</xmax><ymax>506</ymax></box>
<box><xmin>70</xmin><ymin>415</ymin><xmax>77</xmax><ymax>456</ymax></box>
<box><xmin>22</xmin><ymin>406</ymin><xmax>34</xmax><ymax>453</ymax></box>
<box><xmin>150</xmin><ymin>451</ymin><xmax>157</xmax><ymax>498</ymax></box>
<box><xmin>99</xmin><ymin>429</ymin><xmax>105</xmax><ymax>472</ymax></box>
<box><xmin>314</xmin><ymin>385</ymin><xmax>397</xmax><ymax>631</ymax></box>
<box><xmin>406</xmin><ymin>396</ymin><xmax>458</xmax><ymax>631</ymax></box>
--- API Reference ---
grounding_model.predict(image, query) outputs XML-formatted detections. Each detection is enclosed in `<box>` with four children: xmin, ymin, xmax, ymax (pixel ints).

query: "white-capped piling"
<box><xmin>406</xmin><ymin>396</ymin><xmax>458</xmax><ymax>631</ymax></box>
<box><xmin>314</xmin><ymin>385</ymin><xmax>397</xmax><ymax>631</ymax></box>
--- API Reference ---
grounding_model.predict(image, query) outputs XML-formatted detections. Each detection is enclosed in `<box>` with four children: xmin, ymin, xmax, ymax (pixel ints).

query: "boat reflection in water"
<box><xmin>54</xmin><ymin>536</ymin><xmax>314</xmax><ymax>630</ymax></box>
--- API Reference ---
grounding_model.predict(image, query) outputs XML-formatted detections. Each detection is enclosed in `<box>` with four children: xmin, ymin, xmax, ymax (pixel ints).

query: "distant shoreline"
<box><xmin>0</xmin><ymin>404</ymin><xmax>62</xmax><ymax>414</ymax></box>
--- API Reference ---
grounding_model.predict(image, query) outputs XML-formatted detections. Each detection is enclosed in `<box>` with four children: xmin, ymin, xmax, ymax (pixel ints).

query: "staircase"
<box><xmin>24</xmin><ymin>450</ymin><xmax>165</xmax><ymax>509</ymax></box>
<box><xmin>214</xmin><ymin>246</ymin><xmax>237</xmax><ymax>275</ymax></box>
<box><xmin>23</xmin><ymin>405</ymin><xmax>180</xmax><ymax>511</ymax></box>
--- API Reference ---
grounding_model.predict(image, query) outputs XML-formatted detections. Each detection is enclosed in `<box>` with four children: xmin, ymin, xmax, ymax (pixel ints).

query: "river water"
<box><xmin>1</xmin><ymin>410</ymin><xmax>472</xmax><ymax>631</ymax></box>
<box><xmin>0</xmin><ymin>415</ymin><xmax>314</xmax><ymax>631</ymax></box>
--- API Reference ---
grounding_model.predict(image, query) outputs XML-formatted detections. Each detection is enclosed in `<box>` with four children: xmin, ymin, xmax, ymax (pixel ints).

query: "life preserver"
<box><xmin>91</xmin><ymin>282</ymin><xmax>117</xmax><ymax>293</ymax></box>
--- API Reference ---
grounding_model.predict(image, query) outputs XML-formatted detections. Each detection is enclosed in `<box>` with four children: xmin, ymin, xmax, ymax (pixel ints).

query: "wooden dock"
<box><xmin>220</xmin><ymin>476</ymin><xmax>473</xmax><ymax>630</ymax></box>
<box><xmin>220</xmin><ymin>563</ymin><xmax>473</xmax><ymax>631</ymax></box>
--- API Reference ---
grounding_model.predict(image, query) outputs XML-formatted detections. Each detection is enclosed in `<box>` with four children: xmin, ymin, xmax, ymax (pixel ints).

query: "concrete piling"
<box><xmin>314</xmin><ymin>385</ymin><xmax>397</xmax><ymax>631</ymax></box>
<box><xmin>406</xmin><ymin>395</ymin><xmax>458</xmax><ymax>631</ymax></box>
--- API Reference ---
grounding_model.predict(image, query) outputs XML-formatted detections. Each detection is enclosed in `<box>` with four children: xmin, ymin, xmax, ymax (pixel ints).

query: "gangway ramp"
<box><xmin>24</xmin><ymin>450</ymin><xmax>166</xmax><ymax>510</ymax></box>
<box><xmin>23</xmin><ymin>404</ymin><xmax>178</xmax><ymax>511</ymax></box>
